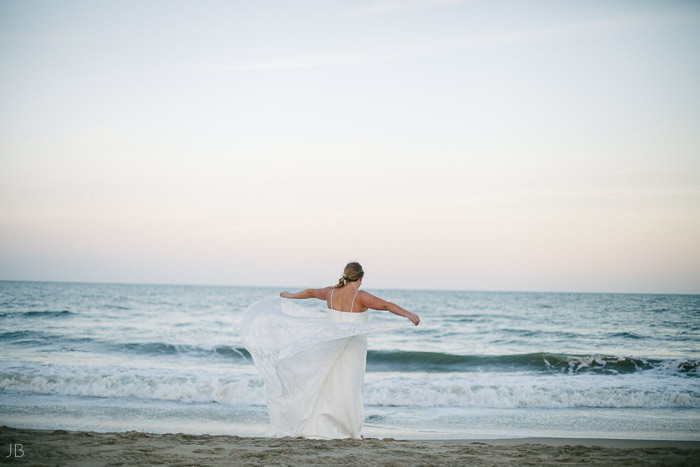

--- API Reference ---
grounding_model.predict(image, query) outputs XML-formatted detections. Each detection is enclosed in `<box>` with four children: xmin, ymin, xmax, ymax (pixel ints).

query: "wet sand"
<box><xmin>1</xmin><ymin>426</ymin><xmax>698</xmax><ymax>466</ymax></box>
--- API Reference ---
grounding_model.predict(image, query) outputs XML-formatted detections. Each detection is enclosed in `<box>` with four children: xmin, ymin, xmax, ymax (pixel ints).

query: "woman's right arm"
<box><xmin>280</xmin><ymin>287</ymin><xmax>331</xmax><ymax>301</ymax></box>
<box><xmin>360</xmin><ymin>291</ymin><xmax>420</xmax><ymax>326</ymax></box>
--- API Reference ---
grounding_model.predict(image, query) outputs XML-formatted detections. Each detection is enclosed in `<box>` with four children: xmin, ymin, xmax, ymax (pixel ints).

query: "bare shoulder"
<box><xmin>313</xmin><ymin>287</ymin><xmax>333</xmax><ymax>300</ymax></box>
<box><xmin>358</xmin><ymin>290</ymin><xmax>376</xmax><ymax>300</ymax></box>
<box><xmin>358</xmin><ymin>290</ymin><xmax>388</xmax><ymax>308</ymax></box>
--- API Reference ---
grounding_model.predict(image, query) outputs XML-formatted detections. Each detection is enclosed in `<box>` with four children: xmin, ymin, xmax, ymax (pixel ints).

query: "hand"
<box><xmin>280</xmin><ymin>291</ymin><xmax>293</xmax><ymax>298</ymax></box>
<box><xmin>407</xmin><ymin>312</ymin><xmax>420</xmax><ymax>326</ymax></box>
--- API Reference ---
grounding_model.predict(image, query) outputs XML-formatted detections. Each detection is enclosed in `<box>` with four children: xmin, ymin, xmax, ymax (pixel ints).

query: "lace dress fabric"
<box><xmin>240</xmin><ymin>296</ymin><xmax>405</xmax><ymax>439</ymax></box>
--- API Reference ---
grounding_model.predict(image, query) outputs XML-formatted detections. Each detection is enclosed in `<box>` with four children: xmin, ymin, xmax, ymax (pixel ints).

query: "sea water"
<box><xmin>0</xmin><ymin>281</ymin><xmax>698</xmax><ymax>440</ymax></box>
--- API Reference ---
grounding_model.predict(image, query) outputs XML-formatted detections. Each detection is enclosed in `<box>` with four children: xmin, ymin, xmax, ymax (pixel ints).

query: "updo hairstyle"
<box><xmin>335</xmin><ymin>262</ymin><xmax>364</xmax><ymax>288</ymax></box>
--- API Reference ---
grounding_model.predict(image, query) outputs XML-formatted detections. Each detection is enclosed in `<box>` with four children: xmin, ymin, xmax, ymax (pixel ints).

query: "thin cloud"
<box><xmin>346</xmin><ymin>0</ymin><xmax>466</xmax><ymax>17</ymax></box>
<box><xmin>202</xmin><ymin>54</ymin><xmax>375</xmax><ymax>73</ymax></box>
<box><xmin>200</xmin><ymin>13</ymin><xmax>691</xmax><ymax>74</ymax></box>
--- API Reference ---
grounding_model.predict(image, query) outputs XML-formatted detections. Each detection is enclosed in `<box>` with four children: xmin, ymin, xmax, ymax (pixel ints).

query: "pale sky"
<box><xmin>1</xmin><ymin>0</ymin><xmax>699</xmax><ymax>293</ymax></box>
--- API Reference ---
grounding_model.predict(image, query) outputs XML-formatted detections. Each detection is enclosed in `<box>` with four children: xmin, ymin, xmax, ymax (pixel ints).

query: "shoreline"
<box><xmin>2</xmin><ymin>426</ymin><xmax>699</xmax><ymax>466</ymax></box>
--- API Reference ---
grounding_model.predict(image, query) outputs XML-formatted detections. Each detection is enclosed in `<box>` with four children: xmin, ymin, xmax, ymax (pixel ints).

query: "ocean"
<box><xmin>1</xmin><ymin>281</ymin><xmax>698</xmax><ymax>440</ymax></box>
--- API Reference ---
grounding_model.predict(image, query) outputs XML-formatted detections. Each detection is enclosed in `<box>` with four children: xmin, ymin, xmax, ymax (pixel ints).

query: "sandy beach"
<box><xmin>2</xmin><ymin>426</ymin><xmax>698</xmax><ymax>466</ymax></box>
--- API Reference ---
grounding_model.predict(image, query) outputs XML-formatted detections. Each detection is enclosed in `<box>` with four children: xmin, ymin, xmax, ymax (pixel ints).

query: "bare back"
<box><xmin>328</xmin><ymin>287</ymin><xmax>367</xmax><ymax>313</ymax></box>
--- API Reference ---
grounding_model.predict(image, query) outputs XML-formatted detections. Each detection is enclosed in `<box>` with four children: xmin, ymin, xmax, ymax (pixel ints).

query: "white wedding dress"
<box><xmin>241</xmin><ymin>291</ymin><xmax>406</xmax><ymax>439</ymax></box>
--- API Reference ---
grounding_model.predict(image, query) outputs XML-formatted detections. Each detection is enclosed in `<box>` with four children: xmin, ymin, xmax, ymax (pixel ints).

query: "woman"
<box><xmin>241</xmin><ymin>262</ymin><xmax>419</xmax><ymax>439</ymax></box>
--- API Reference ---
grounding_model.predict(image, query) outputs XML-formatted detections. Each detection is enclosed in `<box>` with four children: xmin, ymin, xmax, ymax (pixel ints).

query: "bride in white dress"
<box><xmin>241</xmin><ymin>262</ymin><xmax>420</xmax><ymax>439</ymax></box>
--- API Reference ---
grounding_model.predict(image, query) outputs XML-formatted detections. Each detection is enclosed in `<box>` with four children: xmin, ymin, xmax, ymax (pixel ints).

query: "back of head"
<box><xmin>335</xmin><ymin>262</ymin><xmax>364</xmax><ymax>288</ymax></box>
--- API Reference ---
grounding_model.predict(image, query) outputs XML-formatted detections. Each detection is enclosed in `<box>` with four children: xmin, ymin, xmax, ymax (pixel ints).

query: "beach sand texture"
<box><xmin>1</xmin><ymin>427</ymin><xmax>699</xmax><ymax>466</ymax></box>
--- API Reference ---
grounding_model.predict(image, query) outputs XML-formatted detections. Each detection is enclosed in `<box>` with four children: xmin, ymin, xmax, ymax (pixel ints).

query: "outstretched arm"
<box><xmin>360</xmin><ymin>291</ymin><xmax>420</xmax><ymax>326</ymax></box>
<box><xmin>280</xmin><ymin>287</ymin><xmax>331</xmax><ymax>301</ymax></box>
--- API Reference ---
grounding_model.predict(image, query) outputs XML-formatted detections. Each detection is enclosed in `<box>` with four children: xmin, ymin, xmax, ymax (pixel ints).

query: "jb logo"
<box><xmin>4</xmin><ymin>444</ymin><xmax>24</xmax><ymax>459</ymax></box>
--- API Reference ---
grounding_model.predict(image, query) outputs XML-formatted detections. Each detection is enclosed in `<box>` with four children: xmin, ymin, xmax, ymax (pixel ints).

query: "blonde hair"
<box><xmin>335</xmin><ymin>262</ymin><xmax>364</xmax><ymax>288</ymax></box>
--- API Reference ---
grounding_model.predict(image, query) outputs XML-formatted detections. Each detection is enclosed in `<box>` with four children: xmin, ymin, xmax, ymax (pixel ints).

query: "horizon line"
<box><xmin>0</xmin><ymin>278</ymin><xmax>697</xmax><ymax>296</ymax></box>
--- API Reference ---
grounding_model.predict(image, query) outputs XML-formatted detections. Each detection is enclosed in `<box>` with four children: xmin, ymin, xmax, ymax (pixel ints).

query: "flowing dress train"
<box><xmin>240</xmin><ymin>295</ymin><xmax>406</xmax><ymax>439</ymax></box>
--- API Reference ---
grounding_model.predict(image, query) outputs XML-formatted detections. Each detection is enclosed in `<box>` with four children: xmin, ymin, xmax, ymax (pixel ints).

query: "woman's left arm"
<box><xmin>280</xmin><ymin>287</ymin><xmax>331</xmax><ymax>300</ymax></box>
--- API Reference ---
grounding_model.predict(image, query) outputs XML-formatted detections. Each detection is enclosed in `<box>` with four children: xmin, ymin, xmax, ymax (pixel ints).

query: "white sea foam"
<box><xmin>2</xmin><ymin>364</ymin><xmax>698</xmax><ymax>409</ymax></box>
<box><xmin>0</xmin><ymin>366</ymin><xmax>266</xmax><ymax>406</ymax></box>
<box><xmin>363</xmin><ymin>373</ymin><xmax>700</xmax><ymax>409</ymax></box>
